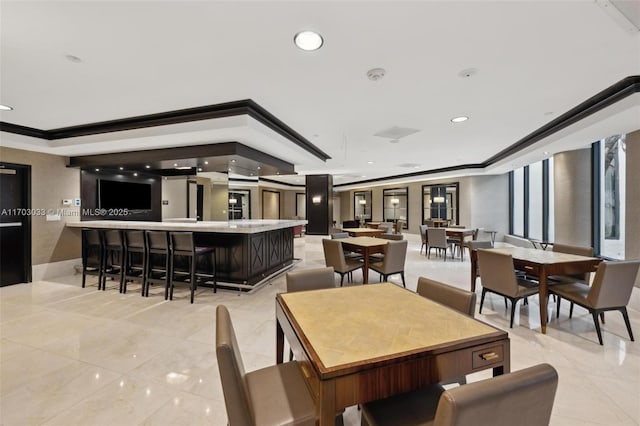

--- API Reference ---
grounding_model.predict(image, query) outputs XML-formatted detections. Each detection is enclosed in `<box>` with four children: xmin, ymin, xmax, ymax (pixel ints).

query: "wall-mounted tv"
<box><xmin>99</xmin><ymin>179</ymin><xmax>152</xmax><ymax>210</ymax></box>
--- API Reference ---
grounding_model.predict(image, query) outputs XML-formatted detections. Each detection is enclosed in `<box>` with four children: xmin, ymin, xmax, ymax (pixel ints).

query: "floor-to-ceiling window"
<box><xmin>509</xmin><ymin>159</ymin><xmax>554</xmax><ymax>241</ymax></box>
<box><xmin>596</xmin><ymin>135</ymin><xmax>626</xmax><ymax>259</ymax></box>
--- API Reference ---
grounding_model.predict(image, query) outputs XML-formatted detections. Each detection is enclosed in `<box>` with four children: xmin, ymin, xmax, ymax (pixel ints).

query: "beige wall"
<box><xmin>210</xmin><ymin>183</ymin><xmax>228</xmax><ymax>221</ymax></box>
<box><xmin>554</xmin><ymin>148</ymin><xmax>592</xmax><ymax>247</ymax></box>
<box><xmin>468</xmin><ymin>174</ymin><xmax>510</xmax><ymax>241</ymax></box>
<box><xmin>0</xmin><ymin>147</ymin><xmax>81</xmax><ymax>265</ymax></box>
<box><xmin>626</xmin><ymin>130</ymin><xmax>640</xmax><ymax>287</ymax></box>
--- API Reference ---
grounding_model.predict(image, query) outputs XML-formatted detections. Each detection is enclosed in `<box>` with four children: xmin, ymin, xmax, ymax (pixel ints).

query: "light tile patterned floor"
<box><xmin>1</xmin><ymin>234</ymin><xmax>639</xmax><ymax>425</ymax></box>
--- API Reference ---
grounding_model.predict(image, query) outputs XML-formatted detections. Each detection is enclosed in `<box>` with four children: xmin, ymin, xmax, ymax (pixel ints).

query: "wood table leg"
<box><xmin>317</xmin><ymin>379</ymin><xmax>336</xmax><ymax>426</ymax></box>
<box><xmin>470</xmin><ymin>251</ymin><xmax>478</xmax><ymax>292</ymax></box>
<box><xmin>539</xmin><ymin>269</ymin><xmax>548</xmax><ymax>334</ymax></box>
<box><xmin>276</xmin><ymin>316</ymin><xmax>284</xmax><ymax>364</ymax></box>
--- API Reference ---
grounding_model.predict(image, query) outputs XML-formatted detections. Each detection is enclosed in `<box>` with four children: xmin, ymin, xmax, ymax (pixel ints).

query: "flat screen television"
<box><xmin>99</xmin><ymin>179</ymin><xmax>152</xmax><ymax>210</ymax></box>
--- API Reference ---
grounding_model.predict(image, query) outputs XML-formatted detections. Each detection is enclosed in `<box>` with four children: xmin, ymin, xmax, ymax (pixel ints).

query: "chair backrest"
<box><xmin>216</xmin><ymin>305</ymin><xmax>252</xmax><ymax>426</ymax></box>
<box><xmin>124</xmin><ymin>230</ymin><xmax>145</xmax><ymax>249</ymax></box>
<box><xmin>448</xmin><ymin>225</ymin><xmax>465</xmax><ymax>229</ymax></box>
<box><xmin>322</xmin><ymin>239</ymin><xmax>347</xmax><ymax>271</ymax></box>
<box><xmin>420</xmin><ymin>225</ymin><xmax>429</xmax><ymax>243</ymax></box>
<box><xmin>378</xmin><ymin>222</ymin><xmax>393</xmax><ymax>233</ymax></box>
<box><xmin>286</xmin><ymin>267</ymin><xmax>335</xmax><ymax>292</ymax></box>
<box><xmin>427</xmin><ymin>228</ymin><xmax>447</xmax><ymax>248</ymax></box>
<box><xmin>425</xmin><ymin>220</ymin><xmax>435</xmax><ymax>227</ymax></box>
<box><xmin>170</xmin><ymin>232</ymin><xmax>194</xmax><ymax>253</ymax></box>
<box><xmin>433</xmin><ymin>363</ymin><xmax>558</xmax><ymax>426</ymax></box>
<box><xmin>331</xmin><ymin>232</ymin><xmax>349</xmax><ymax>239</ymax></box>
<box><xmin>552</xmin><ymin>243</ymin><xmax>594</xmax><ymax>281</ymax></box>
<box><xmin>146</xmin><ymin>231</ymin><xmax>169</xmax><ymax>251</ymax></box>
<box><xmin>380</xmin><ymin>233</ymin><xmax>403</xmax><ymax>241</ymax></box>
<box><xmin>83</xmin><ymin>229</ymin><xmax>101</xmax><ymax>246</ymax></box>
<box><xmin>381</xmin><ymin>240</ymin><xmax>408</xmax><ymax>273</ymax></box>
<box><xmin>416</xmin><ymin>277</ymin><xmax>476</xmax><ymax>317</ymax></box>
<box><xmin>476</xmin><ymin>249</ymin><xmax>519</xmax><ymax>297</ymax></box>
<box><xmin>104</xmin><ymin>229</ymin><xmax>122</xmax><ymax>247</ymax></box>
<box><xmin>588</xmin><ymin>261</ymin><xmax>640</xmax><ymax>309</ymax></box>
<box><xmin>468</xmin><ymin>240</ymin><xmax>493</xmax><ymax>251</ymax></box>
<box><xmin>342</xmin><ymin>220</ymin><xmax>359</xmax><ymax>228</ymax></box>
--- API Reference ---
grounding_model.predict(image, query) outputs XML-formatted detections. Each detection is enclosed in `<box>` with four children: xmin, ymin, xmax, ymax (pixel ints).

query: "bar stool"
<box><xmin>122</xmin><ymin>230</ymin><xmax>146</xmax><ymax>294</ymax></box>
<box><xmin>101</xmin><ymin>229</ymin><xmax>125</xmax><ymax>292</ymax></box>
<box><xmin>169</xmin><ymin>232</ymin><xmax>216</xmax><ymax>303</ymax></box>
<box><xmin>81</xmin><ymin>229</ymin><xmax>103</xmax><ymax>289</ymax></box>
<box><xmin>144</xmin><ymin>231</ymin><xmax>171</xmax><ymax>299</ymax></box>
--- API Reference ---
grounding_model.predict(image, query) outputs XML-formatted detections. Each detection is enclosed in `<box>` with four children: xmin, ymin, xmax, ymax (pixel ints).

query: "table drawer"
<box><xmin>472</xmin><ymin>345</ymin><xmax>504</xmax><ymax>369</ymax></box>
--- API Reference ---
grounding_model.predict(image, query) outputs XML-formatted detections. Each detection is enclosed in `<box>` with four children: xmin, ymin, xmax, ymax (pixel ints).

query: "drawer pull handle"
<box><xmin>480</xmin><ymin>352</ymin><xmax>499</xmax><ymax>361</ymax></box>
<box><xmin>524</xmin><ymin>266</ymin><xmax>534</xmax><ymax>270</ymax></box>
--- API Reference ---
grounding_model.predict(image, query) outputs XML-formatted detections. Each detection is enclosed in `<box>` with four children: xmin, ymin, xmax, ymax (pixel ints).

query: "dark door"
<box><xmin>196</xmin><ymin>184</ymin><xmax>203</xmax><ymax>221</ymax></box>
<box><xmin>0</xmin><ymin>163</ymin><xmax>31</xmax><ymax>286</ymax></box>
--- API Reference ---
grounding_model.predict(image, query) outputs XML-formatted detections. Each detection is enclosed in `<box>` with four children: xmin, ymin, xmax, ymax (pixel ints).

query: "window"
<box><xmin>354</xmin><ymin>190</ymin><xmax>372</xmax><ymax>223</ymax></box>
<box><xmin>228</xmin><ymin>189</ymin><xmax>251</xmax><ymax>220</ymax></box>
<box><xmin>597</xmin><ymin>135</ymin><xmax>626</xmax><ymax>259</ymax></box>
<box><xmin>383</xmin><ymin>187</ymin><xmax>408</xmax><ymax>228</ymax></box>
<box><xmin>422</xmin><ymin>183</ymin><xmax>459</xmax><ymax>225</ymax></box>
<box><xmin>509</xmin><ymin>159</ymin><xmax>553</xmax><ymax>241</ymax></box>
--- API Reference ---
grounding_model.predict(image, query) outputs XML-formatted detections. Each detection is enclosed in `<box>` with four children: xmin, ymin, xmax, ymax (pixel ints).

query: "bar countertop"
<box><xmin>67</xmin><ymin>219</ymin><xmax>307</xmax><ymax>234</ymax></box>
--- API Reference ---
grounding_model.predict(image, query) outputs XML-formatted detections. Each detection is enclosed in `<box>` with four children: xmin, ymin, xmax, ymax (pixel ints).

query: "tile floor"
<box><xmin>1</xmin><ymin>234</ymin><xmax>639</xmax><ymax>425</ymax></box>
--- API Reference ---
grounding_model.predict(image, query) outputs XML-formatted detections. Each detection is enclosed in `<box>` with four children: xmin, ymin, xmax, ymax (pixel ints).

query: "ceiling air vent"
<box><xmin>373</xmin><ymin>126</ymin><xmax>420</xmax><ymax>140</ymax></box>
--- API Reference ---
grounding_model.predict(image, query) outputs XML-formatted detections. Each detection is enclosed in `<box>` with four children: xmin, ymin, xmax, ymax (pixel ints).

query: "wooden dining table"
<box><xmin>444</xmin><ymin>227</ymin><xmax>475</xmax><ymax>261</ymax></box>
<box><xmin>470</xmin><ymin>247</ymin><xmax>601</xmax><ymax>333</ymax></box>
<box><xmin>339</xmin><ymin>236</ymin><xmax>387</xmax><ymax>283</ymax></box>
<box><xmin>276</xmin><ymin>284</ymin><xmax>510</xmax><ymax>426</ymax></box>
<box><xmin>341</xmin><ymin>227</ymin><xmax>385</xmax><ymax>237</ymax></box>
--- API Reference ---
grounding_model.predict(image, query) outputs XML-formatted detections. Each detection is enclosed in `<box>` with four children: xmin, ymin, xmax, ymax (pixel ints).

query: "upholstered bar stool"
<box><xmin>101</xmin><ymin>229</ymin><xmax>125</xmax><ymax>292</ymax></box>
<box><xmin>144</xmin><ymin>230</ymin><xmax>171</xmax><ymax>299</ymax></box>
<box><xmin>122</xmin><ymin>230</ymin><xmax>146</xmax><ymax>294</ymax></box>
<box><xmin>169</xmin><ymin>232</ymin><xmax>216</xmax><ymax>303</ymax></box>
<box><xmin>81</xmin><ymin>229</ymin><xmax>104</xmax><ymax>289</ymax></box>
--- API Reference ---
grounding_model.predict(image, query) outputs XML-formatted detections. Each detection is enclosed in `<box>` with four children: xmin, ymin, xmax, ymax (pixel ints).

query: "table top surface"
<box><xmin>278</xmin><ymin>283</ymin><xmax>504</xmax><ymax>371</ymax></box>
<box><xmin>484</xmin><ymin>247</ymin><xmax>600</xmax><ymax>264</ymax></box>
<box><xmin>342</xmin><ymin>227</ymin><xmax>385</xmax><ymax>233</ymax></box>
<box><xmin>444</xmin><ymin>228</ymin><xmax>474</xmax><ymax>233</ymax></box>
<box><xmin>339</xmin><ymin>236</ymin><xmax>389</xmax><ymax>247</ymax></box>
<box><xmin>67</xmin><ymin>219</ymin><xmax>307</xmax><ymax>234</ymax></box>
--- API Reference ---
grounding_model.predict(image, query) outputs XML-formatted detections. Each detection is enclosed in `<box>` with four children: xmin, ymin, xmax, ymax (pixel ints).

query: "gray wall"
<box><xmin>626</xmin><ymin>130</ymin><xmax>640</xmax><ymax>288</ymax></box>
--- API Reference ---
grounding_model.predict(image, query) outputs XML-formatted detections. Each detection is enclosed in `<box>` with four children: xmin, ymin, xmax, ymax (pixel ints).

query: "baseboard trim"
<box><xmin>32</xmin><ymin>258</ymin><xmax>81</xmax><ymax>282</ymax></box>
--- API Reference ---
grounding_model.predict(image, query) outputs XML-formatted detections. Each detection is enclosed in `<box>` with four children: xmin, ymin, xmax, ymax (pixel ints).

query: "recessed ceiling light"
<box><xmin>367</xmin><ymin>161</ymin><xmax>374</xmax><ymax>164</ymax></box>
<box><xmin>204</xmin><ymin>161</ymin><xmax>209</xmax><ymax>165</ymax></box>
<box><xmin>198</xmin><ymin>168</ymin><xmax>202</xmax><ymax>172</ymax></box>
<box><xmin>451</xmin><ymin>116</ymin><xmax>469</xmax><ymax>123</ymax></box>
<box><xmin>95</xmin><ymin>168</ymin><xmax>100</xmax><ymax>172</ymax></box>
<box><xmin>413</xmin><ymin>165</ymin><xmax>420</xmax><ymax>169</ymax></box>
<box><xmin>544</xmin><ymin>151</ymin><xmax>549</xmax><ymax>155</ymax></box>
<box><xmin>145</xmin><ymin>165</ymin><xmax>150</xmax><ymax>169</ymax></box>
<box><xmin>257</xmin><ymin>166</ymin><xmax>261</xmax><ymax>170</ymax></box>
<box><xmin>133</xmin><ymin>172</ymin><xmax>138</xmax><ymax>176</ymax></box>
<box><xmin>0</xmin><ymin>104</ymin><xmax>13</xmax><ymax>111</ymax></box>
<box><xmin>361</xmin><ymin>175</ymin><xmax>366</xmax><ymax>178</ymax></box>
<box><xmin>173</xmin><ymin>163</ymin><xmax>178</xmax><ymax>167</ymax></box>
<box><xmin>231</xmin><ymin>159</ymin><xmax>236</xmax><ymax>163</ymax></box>
<box><xmin>294</xmin><ymin>30</ymin><xmax>323</xmax><ymax>51</ymax></box>
<box><xmin>119</xmin><ymin>166</ymin><xmax>124</xmax><ymax>170</ymax></box>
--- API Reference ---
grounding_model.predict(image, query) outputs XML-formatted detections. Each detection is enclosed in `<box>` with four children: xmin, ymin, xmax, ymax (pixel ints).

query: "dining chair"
<box><xmin>216</xmin><ymin>305</ymin><xmax>316</xmax><ymax>426</ymax></box>
<box><xmin>551</xmin><ymin>243</ymin><xmax>594</xmax><ymax>283</ymax></box>
<box><xmin>331</xmin><ymin>232</ymin><xmax>364</xmax><ymax>261</ymax></box>
<box><xmin>425</xmin><ymin>219</ymin><xmax>435</xmax><ymax>227</ymax></box>
<box><xmin>550</xmin><ymin>260</ymin><xmax>639</xmax><ymax>345</ymax></box>
<box><xmin>426</xmin><ymin>228</ymin><xmax>450</xmax><ymax>261</ymax></box>
<box><xmin>101</xmin><ymin>229</ymin><xmax>125</xmax><ymax>292</ymax></box>
<box><xmin>322</xmin><ymin>239</ymin><xmax>364</xmax><ymax>286</ymax></box>
<box><xmin>477</xmin><ymin>249</ymin><xmax>539</xmax><ymax>328</ymax></box>
<box><xmin>361</xmin><ymin>363</ymin><xmax>558</xmax><ymax>426</ymax></box>
<box><xmin>81</xmin><ymin>229</ymin><xmax>104</xmax><ymax>289</ymax></box>
<box><xmin>416</xmin><ymin>277</ymin><xmax>476</xmax><ymax>317</ymax></box>
<box><xmin>416</xmin><ymin>277</ymin><xmax>476</xmax><ymax>386</ymax></box>
<box><xmin>122</xmin><ymin>230</ymin><xmax>146</xmax><ymax>294</ymax></box>
<box><xmin>369</xmin><ymin>240</ymin><xmax>408</xmax><ymax>287</ymax></box>
<box><xmin>419</xmin><ymin>224</ymin><xmax>429</xmax><ymax>255</ymax></box>
<box><xmin>169</xmin><ymin>232</ymin><xmax>216</xmax><ymax>303</ymax></box>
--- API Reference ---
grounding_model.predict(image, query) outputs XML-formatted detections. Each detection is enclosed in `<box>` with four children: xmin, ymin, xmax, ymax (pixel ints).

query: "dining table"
<box><xmin>338</xmin><ymin>236</ymin><xmax>387</xmax><ymax>283</ymax></box>
<box><xmin>444</xmin><ymin>227</ymin><xmax>475</xmax><ymax>261</ymax></box>
<box><xmin>470</xmin><ymin>246</ymin><xmax>601</xmax><ymax>333</ymax></box>
<box><xmin>341</xmin><ymin>227</ymin><xmax>385</xmax><ymax>238</ymax></box>
<box><xmin>275</xmin><ymin>284</ymin><xmax>510</xmax><ymax>426</ymax></box>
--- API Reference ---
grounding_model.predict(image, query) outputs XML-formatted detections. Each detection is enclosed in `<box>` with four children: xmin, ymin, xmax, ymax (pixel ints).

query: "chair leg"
<box><xmin>569</xmin><ymin>302</ymin><xmax>574</xmax><ymax>318</ymax></box>
<box><xmin>504</xmin><ymin>297</ymin><xmax>508</xmax><ymax>310</ymax></box>
<box><xmin>510</xmin><ymin>299</ymin><xmax>517</xmax><ymax>328</ymax></box>
<box><xmin>479</xmin><ymin>288</ymin><xmax>487</xmax><ymax>314</ymax></box>
<box><xmin>592</xmin><ymin>310</ymin><xmax>604</xmax><ymax>345</ymax></box>
<box><xmin>212</xmin><ymin>251</ymin><xmax>217</xmax><ymax>294</ymax></box>
<box><xmin>340</xmin><ymin>273</ymin><xmax>345</xmax><ymax>287</ymax></box>
<box><xmin>189</xmin><ymin>257</ymin><xmax>196</xmax><ymax>304</ymax></box>
<box><xmin>556</xmin><ymin>295</ymin><xmax>561</xmax><ymax>318</ymax></box>
<box><xmin>400</xmin><ymin>272</ymin><xmax>405</xmax><ymax>288</ymax></box>
<box><xmin>599</xmin><ymin>312</ymin><xmax>605</xmax><ymax>324</ymax></box>
<box><xmin>620</xmin><ymin>307</ymin><xmax>634</xmax><ymax>342</ymax></box>
<box><xmin>289</xmin><ymin>348</ymin><xmax>293</xmax><ymax>362</ymax></box>
<box><xmin>420</xmin><ymin>243</ymin><xmax>424</xmax><ymax>255</ymax></box>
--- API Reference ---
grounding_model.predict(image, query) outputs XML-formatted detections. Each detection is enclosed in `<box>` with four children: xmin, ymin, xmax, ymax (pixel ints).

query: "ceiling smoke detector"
<box><xmin>458</xmin><ymin>68</ymin><xmax>478</xmax><ymax>78</ymax></box>
<box><xmin>367</xmin><ymin>68</ymin><xmax>386</xmax><ymax>81</ymax></box>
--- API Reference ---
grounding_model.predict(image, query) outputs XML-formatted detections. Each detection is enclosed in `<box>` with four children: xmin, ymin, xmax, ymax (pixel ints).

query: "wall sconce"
<box><xmin>312</xmin><ymin>196</ymin><xmax>322</xmax><ymax>204</ymax></box>
<box><xmin>358</xmin><ymin>199</ymin><xmax>367</xmax><ymax>205</ymax></box>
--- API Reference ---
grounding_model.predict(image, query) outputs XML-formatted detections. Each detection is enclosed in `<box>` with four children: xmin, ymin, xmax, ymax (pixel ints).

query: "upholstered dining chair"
<box><xmin>477</xmin><ymin>249</ymin><xmax>539</xmax><ymax>328</ymax></box>
<box><xmin>216</xmin><ymin>305</ymin><xmax>316</xmax><ymax>426</ymax></box>
<box><xmin>416</xmin><ymin>277</ymin><xmax>477</xmax><ymax>385</ymax></box>
<box><xmin>551</xmin><ymin>243</ymin><xmax>594</xmax><ymax>283</ymax></box>
<box><xmin>369</xmin><ymin>240</ymin><xmax>408</xmax><ymax>287</ymax></box>
<box><xmin>322</xmin><ymin>238</ymin><xmax>364</xmax><ymax>286</ymax></box>
<box><xmin>416</xmin><ymin>277</ymin><xmax>476</xmax><ymax>317</ymax></box>
<box><xmin>361</xmin><ymin>363</ymin><xmax>558</xmax><ymax>426</ymax></box>
<box><xmin>426</xmin><ymin>228</ymin><xmax>450</xmax><ymax>261</ymax></box>
<box><xmin>286</xmin><ymin>266</ymin><xmax>336</xmax><ymax>292</ymax></box>
<box><xmin>550</xmin><ymin>260</ymin><xmax>639</xmax><ymax>345</ymax></box>
<box><xmin>331</xmin><ymin>232</ymin><xmax>363</xmax><ymax>261</ymax></box>
<box><xmin>419</xmin><ymin>224</ymin><xmax>429</xmax><ymax>255</ymax></box>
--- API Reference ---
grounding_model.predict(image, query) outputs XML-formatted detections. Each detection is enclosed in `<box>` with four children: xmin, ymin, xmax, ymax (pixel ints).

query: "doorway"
<box><xmin>0</xmin><ymin>163</ymin><xmax>31</xmax><ymax>286</ymax></box>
